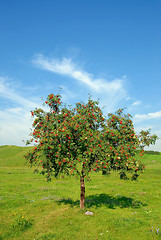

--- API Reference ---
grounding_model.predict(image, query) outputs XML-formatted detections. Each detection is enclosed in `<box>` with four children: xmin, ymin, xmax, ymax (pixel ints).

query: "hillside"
<box><xmin>0</xmin><ymin>146</ymin><xmax>161</xmax><ymax>240</ymax></box>
<box><xmin>0</xmin><ymin>145</ymin><xmax>32</xmax><ymax>167</ymax></box>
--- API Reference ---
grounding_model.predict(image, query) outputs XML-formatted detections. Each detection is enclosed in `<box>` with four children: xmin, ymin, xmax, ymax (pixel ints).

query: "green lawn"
<box><xmin>0</xmin><ymin>145</ymin><xmax>161</xmax><ymax>239</ymax></box>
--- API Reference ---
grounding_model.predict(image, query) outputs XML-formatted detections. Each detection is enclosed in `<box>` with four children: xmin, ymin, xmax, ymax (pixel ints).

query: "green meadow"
<box><xmin>0</xmin><ymin>145</ymin><xmax>161</xmax><ymax>240</ymax></box>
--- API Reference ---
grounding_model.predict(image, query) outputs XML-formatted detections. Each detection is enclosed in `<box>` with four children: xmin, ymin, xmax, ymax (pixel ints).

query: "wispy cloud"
<box><xmin>32</xmin><ymin>54</ymin><xmax>128</xmax><ymax>110</ymax></box>
<box><xmin>0</xmin><ymin>77</ymin><xmax>40</xmax><ymax>109</ymax></box>
<box><xmin>32</xmin><ymin>54</ymin><xmax>125</xmax><ymax>92</ymax></box>
<box><xmin>0</xmin><ymin>77</ymin><xmax>43</xmax><ymax>146</ymax></box>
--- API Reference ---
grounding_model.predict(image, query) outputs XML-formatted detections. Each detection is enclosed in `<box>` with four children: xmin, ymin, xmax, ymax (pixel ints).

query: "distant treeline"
<box><xmin>144</xmin><ymin>150</ymin><xmax>161</xmax><ymax>155</ymax></box>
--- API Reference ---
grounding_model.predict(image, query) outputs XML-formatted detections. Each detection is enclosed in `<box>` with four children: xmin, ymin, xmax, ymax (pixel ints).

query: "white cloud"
<box><xmin>148</xmin><ymin>111</ymin><xmax>161</xmax><ymax>118</ymax></box>
<box><xmin>0</xmin><ymin>108</ymin><xmax>32</xmax><ymax>146</ymax></box>
<box><xmin>132</xmin><ymin>101</ymin><xmax>141</xmax><ymax>106</ymax></box>
<box><xmin>32</xmin><ymin>54</ymin><xmax>127</xmax><ymax>111</ymax></box>
<box><xmin>0</xmin><ymin>77</ymin><xmax>43</xmax><ymax>146</ymax></box>
<box><xmin>134</xmin><ymin>110</ymin><xmax>161</xmax><ymax>121</ymax></box>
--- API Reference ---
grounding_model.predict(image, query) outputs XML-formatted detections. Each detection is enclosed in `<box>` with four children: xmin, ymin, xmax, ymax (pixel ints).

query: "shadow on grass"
<box><xmin>57</xmin><ymin>193</ymin><xmax>146</xmax><ymax>209</ymax></box>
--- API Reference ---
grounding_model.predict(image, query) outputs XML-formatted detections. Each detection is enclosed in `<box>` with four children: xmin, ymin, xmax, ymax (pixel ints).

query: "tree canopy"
<box><xmin>24</xmin><ymin>93</ymin><xmax>158</xmax><ymax>208</ymax></box>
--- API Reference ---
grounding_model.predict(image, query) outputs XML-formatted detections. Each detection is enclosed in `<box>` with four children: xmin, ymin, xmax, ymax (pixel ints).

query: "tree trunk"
<box><xmin>80</xmin><ymin>176</ymin><xmax>85</xmax><ymax>208</ymax></box>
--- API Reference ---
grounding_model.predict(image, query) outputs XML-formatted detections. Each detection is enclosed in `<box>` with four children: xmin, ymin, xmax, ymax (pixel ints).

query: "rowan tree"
<box><xmin>24</xmin><ymin>93</ymin><xmax>158</xmax><ymax>208</ymax></box>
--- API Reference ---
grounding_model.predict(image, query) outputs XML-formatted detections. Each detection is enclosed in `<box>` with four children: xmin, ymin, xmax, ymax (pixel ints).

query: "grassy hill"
<box><xmin>0</xmin><ymin>146</ymin><xmax>161</xmax><ymax>239</ymax></box>
<box><xmin>0</xmin><ymin>145</ymin><xmax>32</xmax><ymax>167</ymax></box>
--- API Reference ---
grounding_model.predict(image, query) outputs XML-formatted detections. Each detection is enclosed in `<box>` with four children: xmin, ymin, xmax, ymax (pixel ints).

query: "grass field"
<box><xmin>0</xmin><ymin>145</ymin><xmax>161</xmax><ymax>240</ymax></box>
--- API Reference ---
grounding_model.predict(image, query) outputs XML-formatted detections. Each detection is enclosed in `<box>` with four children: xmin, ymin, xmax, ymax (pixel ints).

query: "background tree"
<box><xmin>25</xmin><ymin>93</ymin><xmax>158</xmax><ymax>208</ymax></box>
<box><xmin>138</xmin><ymin>129</ymin><xmax>158</xmax><ymax>153</ymax></box>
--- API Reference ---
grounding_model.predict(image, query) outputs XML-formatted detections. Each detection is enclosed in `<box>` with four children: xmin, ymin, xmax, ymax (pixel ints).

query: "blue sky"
<box><xmin>0</xmin><ymin>0</ymin><xmax>161</xmax><ymax>151</ymax></box>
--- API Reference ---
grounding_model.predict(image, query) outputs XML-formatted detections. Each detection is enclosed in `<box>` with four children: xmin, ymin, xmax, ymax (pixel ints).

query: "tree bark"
<box><xmin>80</xmin><ymin>176</ymin><xmax>85</xmax><ymax>208</ymax></box>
